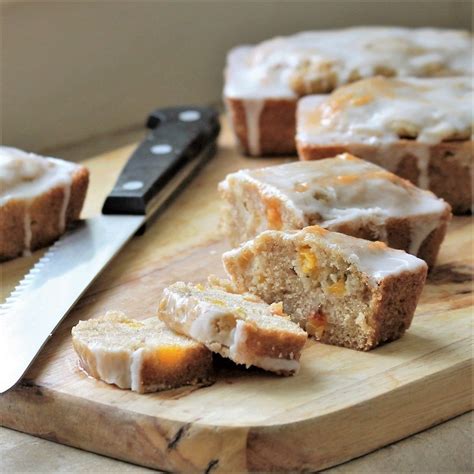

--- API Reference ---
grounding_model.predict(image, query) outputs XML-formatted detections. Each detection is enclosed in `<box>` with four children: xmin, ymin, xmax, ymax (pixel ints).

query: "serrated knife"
<box><xmin>0</xmin><ymin>106</ymin><xmax>220</xmax><ymax>393</ymax></box>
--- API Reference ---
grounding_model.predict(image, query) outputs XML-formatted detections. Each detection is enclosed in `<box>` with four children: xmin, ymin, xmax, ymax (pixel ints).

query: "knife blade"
<box><xmin>0</xmin><ymin>106</ymin><xmax>220</xmax><ymax>393</ymax></box>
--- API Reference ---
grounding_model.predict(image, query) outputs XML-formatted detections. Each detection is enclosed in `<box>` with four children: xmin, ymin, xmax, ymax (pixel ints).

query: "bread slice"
<box><xmin>224</xmin><ymin>28</ymin><xmax>472</xmax><ymax>156</ymax></box>
<box><xmin>72</xmin><ymin>311</ymin><xmax>213</xmax><ymax>393</ymax></box>
<box><xmin>219</xmin><ymin>154</ymin><xmax>451</xmax><ymax>267</ymax></box>
<box><xmin>0</xmin><ymin>146</ymin><xmax>89</xmax><ymax>260</ymax></box>
<box><xmin>222</xmin><ymin>226</ymin><xmax>428</xmax><ymax>351</ymax></box>
<box><xmin>158</xmin><ymin>282</ymin><xmax>307</xmax><ymax>375</ymax></box>
<box><xmin>296</xmin><ymin>77</ymin><xmax>472</xmax><ymax>214</ymax></box>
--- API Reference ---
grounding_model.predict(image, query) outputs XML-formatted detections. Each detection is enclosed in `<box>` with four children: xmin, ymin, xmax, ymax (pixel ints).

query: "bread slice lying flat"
<box><xmin>158</xmin><ymin>282</ymin><xmax>307</xmax><ymax>375</ymax></box>
<box><xmin>72</xmin><ymin>311</ymin><xmax>213</xmax><ymax>393</ymax></box>
<box><xmin>223</xmin><ymin>226</ymin><xmax>428</xmax><ymax>351</ymax></box>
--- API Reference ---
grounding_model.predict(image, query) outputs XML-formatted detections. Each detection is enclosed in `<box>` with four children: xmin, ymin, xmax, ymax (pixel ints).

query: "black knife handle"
<box><xmin>102</xmin><ymin>106</ymin><xmax>220</xmax><ymax>215</ymax></box>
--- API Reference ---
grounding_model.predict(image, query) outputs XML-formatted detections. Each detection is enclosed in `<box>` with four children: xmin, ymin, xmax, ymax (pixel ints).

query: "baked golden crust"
<box><xmin>0</xmin><ymin>166</ymin><xmax>89</xmax><ymax>260</ymax></box>
<box><xmin>298</xmin><ymin>140</ymin><xmax>471</xmax><ymax>214</ymax></box>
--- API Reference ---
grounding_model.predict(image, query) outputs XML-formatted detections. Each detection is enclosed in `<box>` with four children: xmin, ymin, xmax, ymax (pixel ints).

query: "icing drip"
<box><xmin>408</xmin><ymin>216</ymin><xmax>442</xmax><ymax>255</ymax></box>
<box><xmin>130</xmin><ymin>348</ymin><xmax>145</xmax><ymax>392</ymax></box>
<box><xmin>58</xmin><ymin>180</ymin><xmax>72</xmax><ymax>233</ymax></box>
<box><xmin>243</xmin><ymin>99</ymin><xmax>264</xmax><ymax>156</ymax></box>
<box><xmin>0</xmin><ymin>147</ymin><xmax>79</xmax><ymax>255</ymax></box>
<box><xmin>415</xmin><ymin>147</ymin><xmax>431</xmax><ymax>189</ymax></box>
<box><xmin>22</xmin><ymin>209</ymin><xmax>32</xmax><ymax>257</ymax></box>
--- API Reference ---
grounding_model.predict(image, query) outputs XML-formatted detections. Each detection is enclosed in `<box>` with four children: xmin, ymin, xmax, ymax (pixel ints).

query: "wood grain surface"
<box><xmin>0</xmin><ymin>120</ymin><xmax>472</xmax><ymax>472</ymax></box>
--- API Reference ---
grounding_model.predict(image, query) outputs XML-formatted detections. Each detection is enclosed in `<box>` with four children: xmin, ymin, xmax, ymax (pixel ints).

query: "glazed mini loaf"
<box><xmin>297</xmin><ymin>77</ymin><xmax>473</xmax><ymax>213</ymax></box>
<box><xmin>0</xmin><ymin>146</ymin><xmax>89</xmax><ymax>260</ymax></box>
<box><xmin>72</xmin><ymin>311</ymin><xmax>213</xmax><ymax>393</ymax></box>
<box><xmin>224</xmin><ymin>27</ymin><xmax>472</xmax><ymax>156</ymax></box>
<box><xmin>219</xmin><ymin>154</ymin><xmax>451</xmax><ymax>267</ymax></box>
<box><xmin>222</xmin><ymin>226</ymin><xmax>428</xmax><ymax>351</ymax></box>
<box><xmin>158</xmin><ymin>282</ymin><xmax>307</xmax><ymax>375</ymax></box>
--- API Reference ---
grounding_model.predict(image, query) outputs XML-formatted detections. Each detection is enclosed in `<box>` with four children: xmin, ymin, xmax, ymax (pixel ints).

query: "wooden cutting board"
<box><xmin>1</xmin><ymin>120</ymin><xmax>472</xmax><ymax>473</ymax></box>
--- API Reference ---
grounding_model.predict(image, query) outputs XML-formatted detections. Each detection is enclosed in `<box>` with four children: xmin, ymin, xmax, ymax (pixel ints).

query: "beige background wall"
<box><xmin>1</xmin><ymin>0</ymin><xmax>472</xmax><ymax>153</ymax></box>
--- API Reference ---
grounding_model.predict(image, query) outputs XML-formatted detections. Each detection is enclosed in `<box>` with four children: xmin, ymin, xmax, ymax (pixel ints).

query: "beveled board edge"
<box><xmin>1</xmin><ymin>350</ymin><xmax>471</xmax><ymax>473</ymax></box>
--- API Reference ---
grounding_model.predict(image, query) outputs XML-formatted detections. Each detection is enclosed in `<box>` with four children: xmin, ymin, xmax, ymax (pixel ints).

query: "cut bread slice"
<box><xmin>0</xmin><ymin>146</ymin><xmax>89</xmax><ymax>260</ymax></box>
<box><xmin>218</xmin><ymin>153</ymin><xmax>451</xmax><ymax>267</ymax></box>
<box><xmin>72</xmin><ymin>311</ymin><xmax>213</xmax><ymax>393</ymax></box>
<box><xmin>158</xmin><ymin>282</ymin><xmax>307</xmax><ymax>375</ymax></box>
<box><xmin>223</xmin><ymin>226</ymin><xmax>428</xmax><ymax>351</ymax></box>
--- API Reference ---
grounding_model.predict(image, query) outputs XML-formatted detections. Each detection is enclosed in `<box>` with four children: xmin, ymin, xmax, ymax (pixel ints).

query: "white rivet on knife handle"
<box><xmin>151</xmin><ymin>144</ymin><xmax>173</xmax><ymax>154</ymax></box>
<box><xmin>122</xmin><ymin>181</ymin><xmax>143</xmax><ymax>191</ymax></box>
<box><xmin>179</xmin><ymin>110</ymin><xmax>201</xmax><ymax>122</ymax></box>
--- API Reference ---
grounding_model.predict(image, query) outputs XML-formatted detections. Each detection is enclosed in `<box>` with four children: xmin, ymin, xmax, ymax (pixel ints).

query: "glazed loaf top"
<box><xmin>0</xmin><ymin>146</ymin><xmax>80</xmax><ymax>205</ymax></box>
<box><xmin>297</xmin><ymin>76</ymin><xmax>473</xmax><ymax>146</ymax></box>
<box><xmin>220</xmin><ymin>154</ymin><xmax>450</xmax><ymax>254</ymax></box>
<box><xmin>222</xmin><ymin>154</ymin><xmax>449</xmax><ymax>221</ymax></box>
<box><xmin>224</xmin><ymin>226</ymin><xmax>428</xmax><ymax>285</ymax></box>
<box><xmin>224</xmin><ymin>27</ymin><xmax>472</xmax><ymax>99</ymax></box>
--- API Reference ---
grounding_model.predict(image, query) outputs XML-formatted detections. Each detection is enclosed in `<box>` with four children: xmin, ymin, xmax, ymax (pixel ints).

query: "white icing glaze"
<box><xmin>58</xmin><ymin>178</ymin><xmax>72</xmax><ymax>233</ymax></box>
<box><xmin>243</xmin><ymin>99</ymin><xmax>264</xmax><ymax>155</ymax></box>
<box><xmin>0</xmin><ymin>147</ymin><xmax>77</xmax><ymax>202</ymax></box>
<box><xmin>415</xmin><ymin>147</ymin><xmax>431</xmax><ymax>190</ymax></box>
<box><xmin>22</xmin><ymin>210</ymin><xmax>32</xmax><ymax>257</ymax></box>
<box><xmin>408</xmin><ymin>217</ymin><xmax>442</xmax><ymax>255</ymax></box>
<box><xmin>296</xmin><ymin>228</ymin><xmax>428</xmax><ymax>283</ymax></box>
<box><xmin>235</xmin><ymin>154</ymin><xmax>447</xmax><ymax>228</ymax></box>
<box><xmin>89</xmin><ymin>345</ymin><xmax>150</xmax><ymax>392</ymax></box>
<box><xmin>130</xmin><ymin>348</ymin><xmax>145</xmax><ymax>392</ymax></box>
<box><xmin>225</xmin><ymin>45</ymin><xmax>296</xmax><ymax>99</ymax></box>
<box><xmin>225</xmin><ymin>28</ymin><xmax>471</xmax><ymax>157</ymax></box>
<box><xmin>225</xmin><ymin>28</ymin><xmax>472</xmax><ymax>100</ymax></box>
<box><xmin>225</xmin><ymin>227</ymin><xmax>427</xmax><ymax>287</ymax></box>
<box><xmin>0</xmin><ymin>146</ymin><xmax>78</xmax><ymax>255</ymax></box>
<box><xmin>356</xmin><ymin>253</ymin><xmax>422</xmax><ymax>282</ymax></box>
<box><xmin>297</xmin><ymin>77</ymin><xmax>473</xmax><ymax>148</ymax></box>
<box><xmin>90</xmin><ymin>346</ymin><xmax>132</xmax><ymax>389</ymax></box>
<box><xmin>253</xmin><ymin>355</ymin><xmax>300</xmax><ymax>373</ymax></box>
